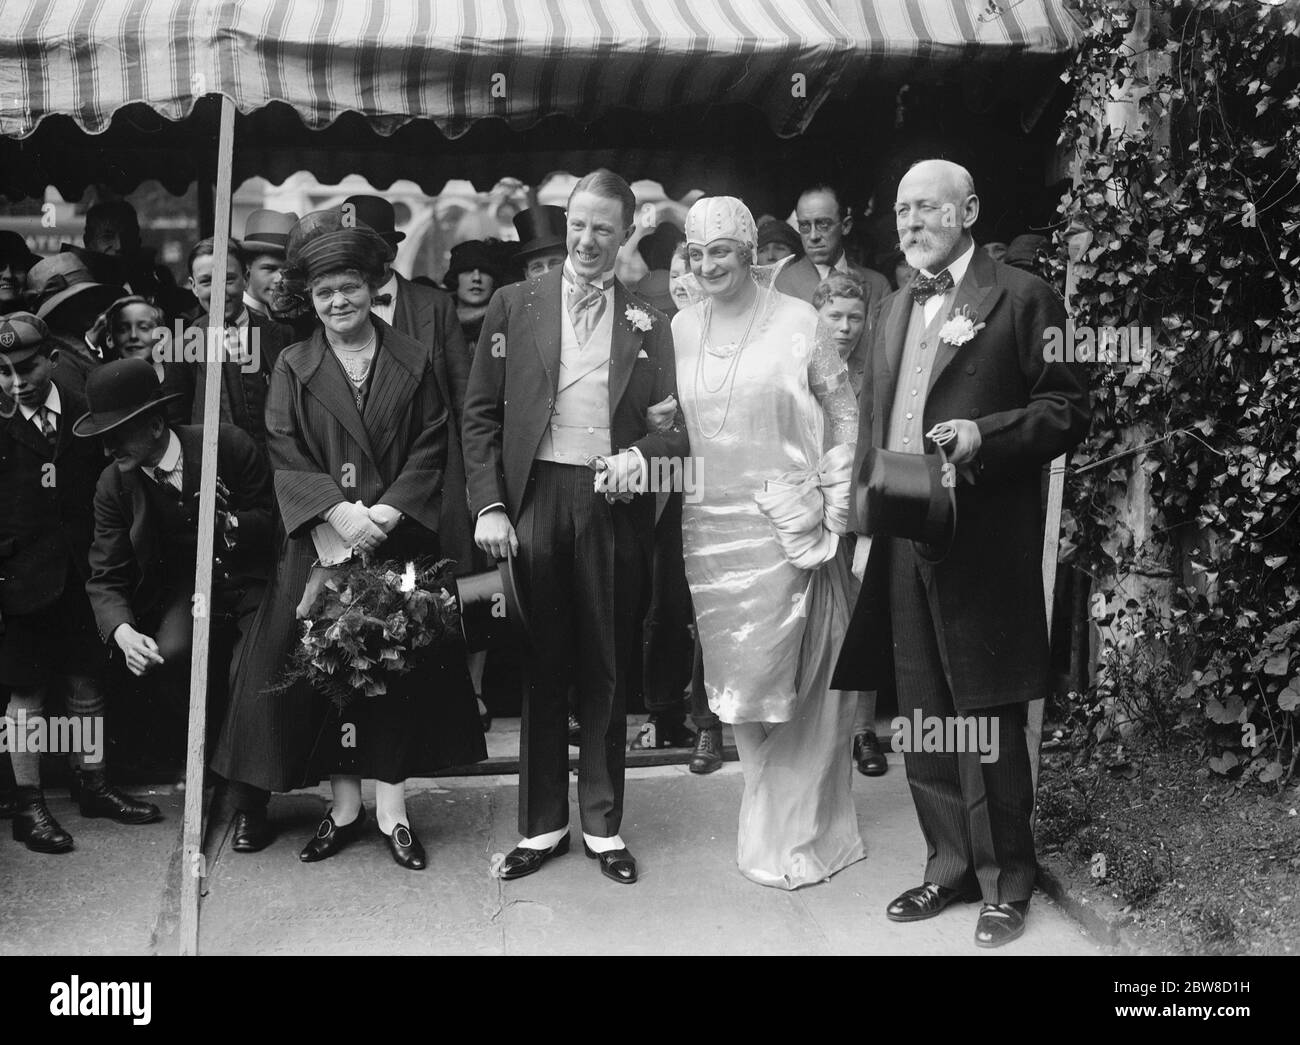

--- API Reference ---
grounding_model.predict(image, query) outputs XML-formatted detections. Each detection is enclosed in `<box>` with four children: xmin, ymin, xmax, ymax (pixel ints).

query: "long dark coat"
<box><xmin>210</xmin><ymin>318</ymin><xmax>486</xmax><ymax>792</ymax></box>
<box><xmin>830</xmin><ymin>249</ymin><xmax>1091</xmax><ymax>710</ymax></box>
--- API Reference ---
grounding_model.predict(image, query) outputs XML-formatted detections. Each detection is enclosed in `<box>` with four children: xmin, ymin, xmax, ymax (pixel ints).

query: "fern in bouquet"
<box><xmin>279</xmin><ymin>557</ymin><xmax>461</xmax><ymax>709</ymax></box>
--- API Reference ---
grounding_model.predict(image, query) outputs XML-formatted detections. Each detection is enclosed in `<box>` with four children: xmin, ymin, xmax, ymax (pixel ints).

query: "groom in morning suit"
<box><xmin>462</xmin><ymin>169</ymin><xmax>689</xmax><ymax>884</ymax></box>
<box><xmin>831</xmin><ymin>160</ymin><xmax>1090</xmax><ymax>947</ymax></box>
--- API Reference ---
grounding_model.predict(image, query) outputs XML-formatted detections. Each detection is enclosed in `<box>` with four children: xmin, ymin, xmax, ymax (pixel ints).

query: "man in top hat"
<box><xmin>239</xmin><ymin>209</ymin><xmax>298</xmax><ymax>321</ymax></box>
<box><xmin>463</xmin><ymin>168</ymin><xmax>690</xmax><ymax>885</ymax></box>
<box><xmin>25</xmin><ymin>252</ymin><xmax>126</xmax><ymax>394</ymax></box>
<box><xmin>1</xmin><ymin>315</ymin><xmax>162</xmax><ymax>853</ymax></box>
<box><xmin>80</xmin><ymin>359</ymin><xmax>273</xmax><ymax>713</ymax></box>
<box><xmin>160</xmin><ymin>237</ymin><xmax>295</xmax><ymax>455</ymax></box>
<box><xmin>443</xmin><ymin>240</ymin><xmax>503</xmax><ymax>350</ymax></box>
<box><xmin>775</xmin><ymin>185</ymin><xmax>891</xmax><ymax>316</ymax></box>
<box><xmin>0</xmin><ymin>231</ymin><xmax>41</xmax><ymax>317</ymax></box>
<box><xmin>512</xmin><ymin>204</ymin><xmax>568</xmax><ymax>281</ymax></box>
<box><xmin>831</xmin><ymin>160</ymin><xmax>1090</xmax><ymax>947</ymax></box>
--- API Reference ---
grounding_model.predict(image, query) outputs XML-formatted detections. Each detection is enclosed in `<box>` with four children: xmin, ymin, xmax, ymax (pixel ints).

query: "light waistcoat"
<box><xmin>535</xmin><ymin>287</ymin><xmax>614</xmax><ymax>464</ymax></box>
<box><xmin>885</xmin><ymin>293</ymin><xmax>955</xmax><ymax>454</ymax></box>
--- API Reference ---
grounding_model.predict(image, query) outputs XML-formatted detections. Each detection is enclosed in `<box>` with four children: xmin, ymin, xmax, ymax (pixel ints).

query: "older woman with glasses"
<box><xmin>211</xmin><ymin>210</ymin><xmax>485</xmax><ymax>870</ymax></box>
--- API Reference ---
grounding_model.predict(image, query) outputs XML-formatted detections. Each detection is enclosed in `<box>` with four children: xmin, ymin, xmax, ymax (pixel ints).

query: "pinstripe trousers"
<box><xmin>516</xmin><ymin>462</ymin><xmax>646</xmax><ymax>838</ymax></box>
<box><xmin>888</xmin><ymin>538</ymin><xmax>1038</xmax><ymax>904</ymax></box>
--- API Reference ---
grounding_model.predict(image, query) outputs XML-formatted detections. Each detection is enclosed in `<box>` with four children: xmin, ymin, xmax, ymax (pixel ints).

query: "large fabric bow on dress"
<box><xmin>753</xmin><ymin>443</ymin><xmax>855</xmax><ymax>570</ymax></box>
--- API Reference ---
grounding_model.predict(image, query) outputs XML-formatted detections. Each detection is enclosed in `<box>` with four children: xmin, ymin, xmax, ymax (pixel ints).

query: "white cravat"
<box><xmin>142</xmin><ymin>430</ymin><xmax>184</xmax><ymax>492</ymax></box>
<box><xmin>919</xmin><ymin>241</ymin><xmax>976</xmax><ymax>325</ymax></box>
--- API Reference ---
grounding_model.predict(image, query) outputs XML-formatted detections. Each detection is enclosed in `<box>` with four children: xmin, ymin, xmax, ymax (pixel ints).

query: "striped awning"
<box><xmin>0</xmin><ymin>0</ymin><xmax>856</xmax><ymax>140</ymax></box>
<box><xmin>827</xmin><ymin>0</ymin><xmax>1085</xmax><ymax>83</ymax></box>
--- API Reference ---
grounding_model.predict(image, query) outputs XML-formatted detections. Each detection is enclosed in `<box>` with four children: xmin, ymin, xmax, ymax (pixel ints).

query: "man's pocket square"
<box><xmin>636</xmin><ymin>349</ymin><xmax>650</xmax><ymax>359</ymax></box>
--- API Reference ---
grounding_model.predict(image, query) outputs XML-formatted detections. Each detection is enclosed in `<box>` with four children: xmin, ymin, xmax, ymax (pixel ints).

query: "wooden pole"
<box><xmin>178</xmin><ymin>93</ymin><xmax>236</xmax><ymax>957</ymax></box>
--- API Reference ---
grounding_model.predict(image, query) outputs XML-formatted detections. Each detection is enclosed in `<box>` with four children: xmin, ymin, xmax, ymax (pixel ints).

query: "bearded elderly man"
<box><xmin>832</xmin><ymin>159</ymin><xmax>1090</xmax><ymax>948</ymax></box>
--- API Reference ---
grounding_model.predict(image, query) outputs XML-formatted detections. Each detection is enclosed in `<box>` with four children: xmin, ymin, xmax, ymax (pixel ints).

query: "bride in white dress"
<box><xmin>672</xmin><ymin>197</ymin><xmax>865</xmax><ymax>888</ymax></box>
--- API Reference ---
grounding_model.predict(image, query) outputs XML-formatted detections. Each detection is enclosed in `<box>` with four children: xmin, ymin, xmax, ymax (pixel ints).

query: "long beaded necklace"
<box><xmin>328</xmin><ymin>328</ymin><xmax>377</xmax><ymax>409</ymax></box>
<box><xmin>694</xmin><ymin>281</ymin><xmax>762</xmax><ymax>440</ymax></box>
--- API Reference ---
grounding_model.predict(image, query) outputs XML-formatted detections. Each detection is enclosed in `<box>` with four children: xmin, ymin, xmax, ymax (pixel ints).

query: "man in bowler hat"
<box><xmin>832</xmin><ymin>160</ymin><xmax>1090</xmax><ymax>947</ymax></box>
<box><xmin>1</xmin><ymin>315</ymin><xmax>161</xmax><ymax>853</ymax></box>
<box><xmin>79</xmin><ymin>358</ymin><xmax>273</xmax><ymax>741</ymax></box>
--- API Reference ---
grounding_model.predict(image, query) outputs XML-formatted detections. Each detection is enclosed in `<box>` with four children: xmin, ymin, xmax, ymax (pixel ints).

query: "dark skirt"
<box><xmin>0</xmin><ymin>571</ymin><xmax>108</xmax><ymax>687</ymax></box>
<box><xmin>211</xmin><ymin>523</ymin><xmax>486</xmax><ymax>792</ymax></box>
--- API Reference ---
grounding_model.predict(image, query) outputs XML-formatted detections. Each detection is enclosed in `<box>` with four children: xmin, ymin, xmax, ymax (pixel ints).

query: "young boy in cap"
<box><xmin>1</xmin><ymin>313</ymin><xmax>162</xmax><ymax>853</ymax></box>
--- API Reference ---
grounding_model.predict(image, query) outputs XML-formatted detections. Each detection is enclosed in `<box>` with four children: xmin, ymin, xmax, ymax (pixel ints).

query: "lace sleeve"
<box><xmin>809</xmin><ymin>327</ymin><xmax>858</xmax><ymax>447</ymax></box>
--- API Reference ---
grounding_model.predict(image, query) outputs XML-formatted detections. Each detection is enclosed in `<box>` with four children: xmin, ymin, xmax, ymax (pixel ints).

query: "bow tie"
<box><xmin>910</xmin><ymin>269</ymin><xmax>954</xmax><ymax>305</ymax></box>
<box><xmin>371</xmin><ymin>293</ymin><xmax>393</xmax><ymax>306</ymax></box>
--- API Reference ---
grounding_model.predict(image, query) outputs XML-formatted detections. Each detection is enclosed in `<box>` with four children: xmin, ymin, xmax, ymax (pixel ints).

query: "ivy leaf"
<box><xmin>1208</xmin><ymin>751</ymin><xmax>1239</xmax><ymax>775</ymax></box>
<box><xmin>1258</xmin><ymin>762</ymin><xmax>1284</xmax><ymax>784</ymax></box>
<box><xmin>1205</xmin><ymin>694</ymin><xmax>1246</xmax><ymax>724</ymax></box>
<box><xmin>1263</xmin><ymin>650</ymin><xmax>1290</xmax><ymax>676</ymax></box>
<box><xmin>1278</xmin><ymin>685</ymin><xmax>1300</xmax><ymax>713</ymax></box>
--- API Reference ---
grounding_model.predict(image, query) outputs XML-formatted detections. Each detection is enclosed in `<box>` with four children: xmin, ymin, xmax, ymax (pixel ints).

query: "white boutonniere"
<box><xmin>625</xmin><ymin>306</ymin><xmax>654</xmax><ymax>332</ymax></box>
<box><xmin>938</xmin><ymin>305</ymin><xmax>986</xmax><ymax>347</ymax></box>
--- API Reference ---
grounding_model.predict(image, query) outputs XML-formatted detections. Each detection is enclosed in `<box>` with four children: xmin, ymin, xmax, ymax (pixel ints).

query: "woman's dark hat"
<box><xmin>442</xmin><ymin>240</ymin><xmax>503</xmax><ymax>291</ymax></box>
<box><xmin>72</xmin><ymin>358</ymin><xmax>183</xmax><ymax>437</ymax></box>
<box><xmin>285</xmin><ymin>209</ymin><xmax>391</xmax><ymax>283</ymax></box>
<box><xmin>858</xmin><ymin>443</ymin><xmax>958</xmax><ymax>563</ymax></box>
<box><xmin>512</xmin><ymin>206</ymin><xmax>567</xmax><ymax>261</ymax></box>
<box><xmin>756</xmin><ymin>219</ymin><xmax>803</xmax><ymax>258</ymax></box>
<box><xmin>0</xmin><ymin>230</ymin><xmax>41</xmax><ymax>270</ymax></box>
<box><xmin>453</xmin><ymin>552</ymin><xmax>531</xmax><ymax>653</ymax></box>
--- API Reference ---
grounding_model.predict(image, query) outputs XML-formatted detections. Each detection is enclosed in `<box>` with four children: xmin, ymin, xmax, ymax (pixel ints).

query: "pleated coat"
<box><xmin>211</xmin><ymin>317</ymin><xmax>486</xmax><ymax>792</ymax></box>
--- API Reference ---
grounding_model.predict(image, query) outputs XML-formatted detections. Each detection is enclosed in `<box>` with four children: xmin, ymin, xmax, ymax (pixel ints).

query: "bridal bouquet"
<box><xmin>280</xmin><ymin>557</ymin><xmax>461</xmax><ymax>709</ymax></box>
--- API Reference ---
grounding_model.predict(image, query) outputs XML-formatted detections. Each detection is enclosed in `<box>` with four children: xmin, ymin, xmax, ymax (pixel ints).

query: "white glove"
<box><xmin>325</xmin><ymin>501</ymin><xmax>385</xmax><ymax>552</ymax></box>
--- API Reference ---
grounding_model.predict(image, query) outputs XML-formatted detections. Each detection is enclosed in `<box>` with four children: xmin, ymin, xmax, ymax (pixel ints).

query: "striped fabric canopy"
<box><xmin>828</xmin><ymin>0</ymin><xmax>1085</xmax><ymax>82</ymax></box>
<box><xmin>0</xmin><ymin>0</ymin><xmax>856</xmax><ymax>140</ymax></box>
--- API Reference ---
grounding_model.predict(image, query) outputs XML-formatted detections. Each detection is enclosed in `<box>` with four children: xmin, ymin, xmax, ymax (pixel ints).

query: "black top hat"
<box><xmin>342</xmin><ymin>195</ymin><xmax>405</xmax><ymax>246</ymax></box>
<box><xmin>512</xmin><ymin>205</ymin><xmax>567</xmax><ymax>261</ymax></box>
<box><xmin>857</xmin><ymin>443</ymin><xmax>958</xmax><ymax>563</ymax></box>
<box><xmin>453</xmin><ymin>552</ymin><xmax>531</xmax><ymax>653</ymax></box>
<box><xmin>443</xmin><ymin>240</ymin><xmax>504</xmax><ymax>291</ymax></box>
<box><xmin>72</xmin><ymin>358</ymin><xmax>183</xmax><ymax>437</ymax></box>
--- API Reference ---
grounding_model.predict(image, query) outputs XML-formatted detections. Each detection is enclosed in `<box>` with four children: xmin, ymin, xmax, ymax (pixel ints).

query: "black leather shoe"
<box><xmin>11</xmin><ymin>787</ymin><xmax>74</xmax><ymax>854</ymax></box>
<box><xmin>73</xmin><ymin>772</ymin><xmax>162</xmax><ymax>824</ymax></box>
<box><xmin>299</xmin><ymin>806</ymin><xmax>368</xmax><ymax>863</ymax></box>
<box><xmin>499</xmin><ymin>833</ymin><xmax>570</xmax><ymax>880</ymax></box>
<box><xmin>567</xmin><ymin>713</ymin><xmax>582</xmax><ymax>746</ymax></box>
<box><xmin>689</xmin><ymin>726</ymin><xmax>724</xmax><ymax>774</ymax></box>
<box><xmin>584</xmin><ymin>841</ymin><xmax>638</xmax><ymax>884</ymax></box>
<box><xmin>231</xmin><ymin>808</ymin><xmax>275</xmax><ymax>853</ymax></box>
<box><xmin>974</xmin><ymin>901</ymin><xmax>1029</xmax><ymax>948</ymax></box>
<box><xmin>383</xmin><ymin>822</ymin><xmax>427</xmax><ymax>871</ymax></box>
<box><xmin>886</xmin><ymin>882</ymin><xmax>981</xmax><ymax>922</ymax></box>
<box><xmin>853</xmin><ymin>732</ymin><xmax>889</xmax><ymax>777</ymax></box>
